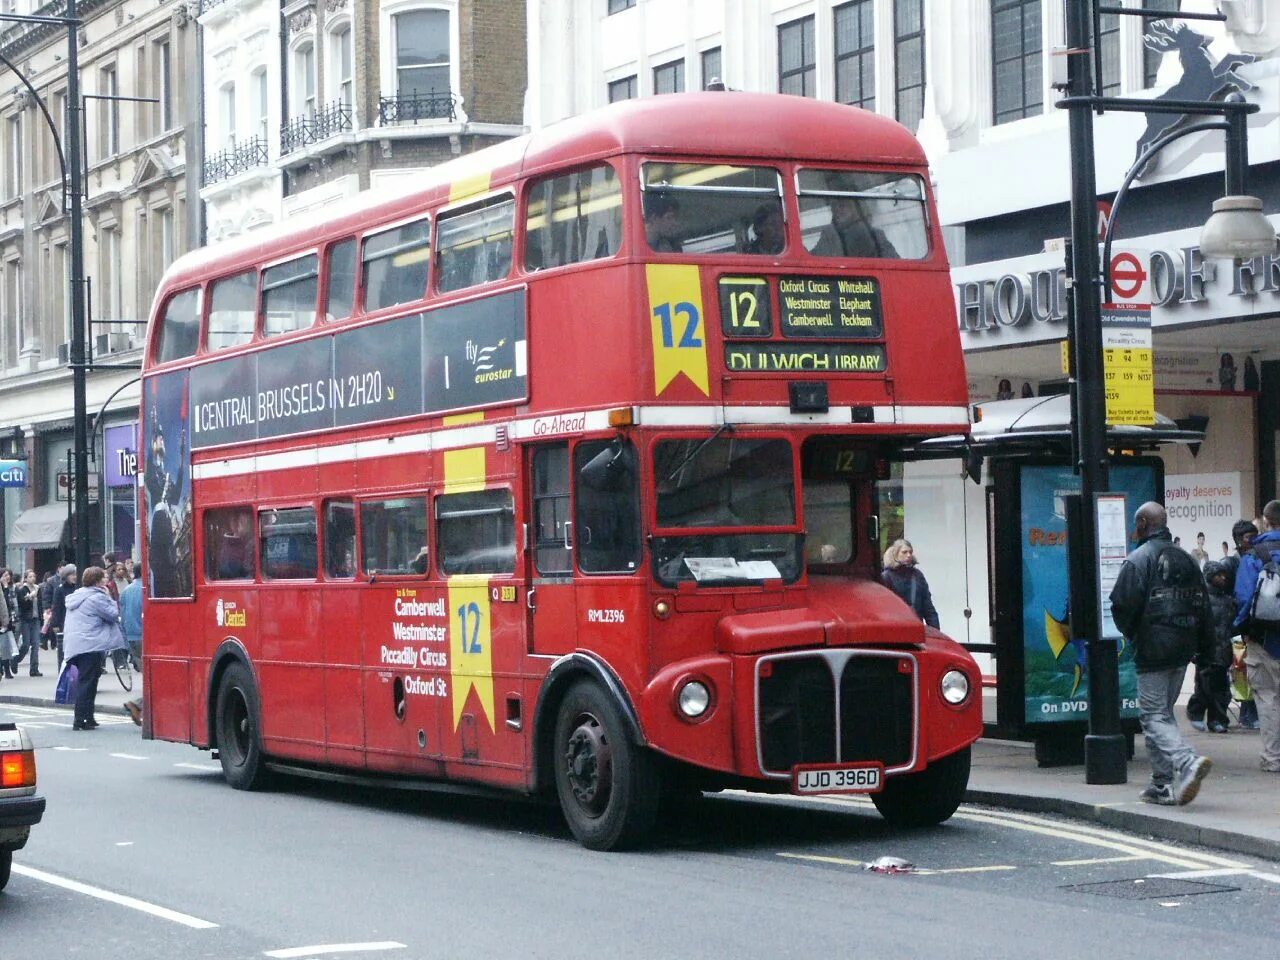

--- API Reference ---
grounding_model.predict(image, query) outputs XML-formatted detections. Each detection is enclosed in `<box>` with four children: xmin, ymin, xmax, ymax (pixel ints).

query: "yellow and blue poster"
<box><xmin>1020</xmin><ymin>463</ymin><xmax>1157</xmax><ymax>724</ymax></box>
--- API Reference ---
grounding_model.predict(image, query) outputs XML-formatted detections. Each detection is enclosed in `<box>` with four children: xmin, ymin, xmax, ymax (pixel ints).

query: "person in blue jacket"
<box><xmin>61</xmin><ymin>566</ymin><xmax>125</xmax><ymax>732</ymax></box>
<box><xmin>119</xmin><ymin>576</ymin><xmax>144</xmax><ymax>726</ymax></box>
<box><xmin>1233</xmin><ymin>500</ymin><xmax>1280</xmax><ymax>773</ymax></box>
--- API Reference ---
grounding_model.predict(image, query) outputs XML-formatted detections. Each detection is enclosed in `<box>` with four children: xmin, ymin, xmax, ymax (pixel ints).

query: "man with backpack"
<box><xmin>1233</xmin><ymin>499</ymin><xmax>1280</xmax><ymax>773</ymax></box>
<box><xmin>1110</xmin><ymin>502</ymin><xmax>1214</xmax><ymax>806</ymax></box>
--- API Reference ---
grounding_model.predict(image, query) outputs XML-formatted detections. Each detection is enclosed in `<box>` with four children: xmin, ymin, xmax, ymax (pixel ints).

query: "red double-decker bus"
<box><xmin>140</xmin><ymin>92</ymin><xmax>980</xmax><ymax>850</ymax></box>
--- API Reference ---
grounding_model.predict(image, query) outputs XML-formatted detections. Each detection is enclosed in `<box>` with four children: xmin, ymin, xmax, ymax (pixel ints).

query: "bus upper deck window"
<box><xmin>154</xmin><ymin>287</ymin><xmax>201</xmax><ymax>363</ymax></box>
<box><xmin>797</xmin><ymin>169</ymin><xmax>929</xmax><ymax>260</ymax></box>
<box><xmin>361</xmin><ymin>219</ymin><xmax>430</xmax><ymax>313</ymax></box>
<box><xmin>437</xmin><ymin>196</ymin><xmax>515</xmax><ymax>293</ymax></box>
<box><xmin>525</xmin><ymin>166</ymin><xmax>622</xmax><ymax>270</ymax></box>
<box><xmin>206</xmin><ymin>270</ymin><xmax>258</xmax><ymax>351</ymax></box>
<box><xmin>639</xmin><ymin>163</ymin><xmax>783</xmax><ymax>256</ymax></box>
<box><xmin>324</xmin><ymin>239</ymin><xmax>357</xmax><ymax>321</ymax></box>
<box><xmin>262</xmin><ymin>254</ymin><xmax>319</xmax><ymax>338</ymax></box>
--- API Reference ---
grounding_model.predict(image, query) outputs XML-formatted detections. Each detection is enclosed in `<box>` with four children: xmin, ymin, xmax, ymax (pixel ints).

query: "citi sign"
<box><xmin>0</xmin><ymin>459</ymin><xmax>27</xmax><ymax>488</ymax></box>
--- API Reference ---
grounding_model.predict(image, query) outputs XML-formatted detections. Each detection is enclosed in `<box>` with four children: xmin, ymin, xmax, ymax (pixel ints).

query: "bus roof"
<box><xmin>163</xmin><ymin>93</ymin><xmax>925</xmax><ymax>289</ymax></box>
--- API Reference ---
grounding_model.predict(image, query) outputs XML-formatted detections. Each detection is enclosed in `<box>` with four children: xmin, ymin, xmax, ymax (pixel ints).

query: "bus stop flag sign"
<box><xmin>1101</xmin><ymin>250</ymin><xmax>1154</xmax><ymax>427</ymax></box>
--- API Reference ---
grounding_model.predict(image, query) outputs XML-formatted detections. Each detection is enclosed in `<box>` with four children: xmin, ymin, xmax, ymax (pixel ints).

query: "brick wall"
<box><xmin>462</xmin><ymin>0</ymin><xmax>527</xmax><ymax>126</ymax></box>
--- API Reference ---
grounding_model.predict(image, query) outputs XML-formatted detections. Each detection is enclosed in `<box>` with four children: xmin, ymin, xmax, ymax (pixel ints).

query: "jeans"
<box><xmin>1138</xmin><ymin>665</ymin><xmax>1198</xmax><ymax>786</ymax></box>
<box><xmin>1243</xmin><ymin>641</ymin><xmax>1280</xmax><ymax>770</ymax></box>
<box><xmin>14</xmin><ymin>620</ymin><xmax>39</xmax><ymax>674</ymax></box>
<box><xmin>68</xmin><ymin>651</ymin><xmax>104</xmax><ymax>725</ymax></box>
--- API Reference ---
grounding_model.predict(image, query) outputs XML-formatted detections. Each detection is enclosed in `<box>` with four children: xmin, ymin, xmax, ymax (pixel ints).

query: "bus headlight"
<box><xmin>940</xmin><ymin>669</ymin><xmax>970</xmax><ymax>705</ymax></box>
<box><xmin>677</xmin><ymin>680</ymin><xmax>711</xmax><ymax>719</ymax></box>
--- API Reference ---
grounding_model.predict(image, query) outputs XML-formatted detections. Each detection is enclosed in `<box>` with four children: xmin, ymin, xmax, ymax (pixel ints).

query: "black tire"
<box><xmin>871</xmin><ymin>746</ymin><xmax>971</xmax><ymax>828</ymax></box>
<box><xmin>0</xmin><ymin>849</ymin><xmax>11</xmax><ymax>892</ymax></box>
<box><xmin>552</xmin><ymin>680</ymin><xmax>661</xmax><ymax>851</ymax></box>
<box><xmin>112</xmin><ymin>649</ymin><xmax>133</xmax><ymax>692</ymax></box>
<box><xmin>214</xmin><ymin>662</ymin><xmax>271</xmax><ymax>791</ymax></box>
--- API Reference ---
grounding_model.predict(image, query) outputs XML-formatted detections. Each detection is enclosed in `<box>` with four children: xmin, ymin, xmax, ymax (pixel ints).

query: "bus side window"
<box><xmin>155</xmin><ymin>287</ymin><xmax>202</xmax><ymax>363</ymax></box>
<box><xmin>324</xmin><ymin>239</ymin><xmax>357</xmax><ymax>321</ymax></box>
<box><xmin>574</xmin><ymin>439</ymin><xmax>641</xmax><ymax>574</ymax></box>
<box><xmin>206</xmin><ymin>270</ymin><xmax>258</xmax><ymax>351</ymax></box>
<box><xmin>531</xmin><ymin>444</ymin><xmax>571</xmax><ymax>575</ymax></box>
<box><xmin>324</xmin><ymin>500</ymin><xmax>356</xmax><ymax>579</ymax></box>
<box><xmin>259</xmin><ymin>507</ymin><xmax>318</xmax><ymax>580</ymax></box>
<box><xmin>436</xmin><ymin>490</ymin><xmax>515</xmax><ymax>576</ymax></box>
<box><xmin>525</xmin><ymin>165</ymin><xmax>622</xmax><ymax>271</ymax></box>
<box><xmin>204</xmin><ymin>506</ymin><xmax>256</xmax><ymax>582</ymax></box>
<box><xmin>437</xmin><ymin>196</ymin><xmax>515</xmax><ymax>294</ymax></box>
<box><xmin>359</xmin><ymin>497</ymin><xmax>428</xmax><ymax>576</ymax></box>
<box><xmin>362</xmin><ymin>219</ymin><xmax>430</xmax><ymax>313</ymax></box>
<box><xmin>262</xmin><ymin>254</ymin><xmax>320</xmax><ymax>338</ymax></box>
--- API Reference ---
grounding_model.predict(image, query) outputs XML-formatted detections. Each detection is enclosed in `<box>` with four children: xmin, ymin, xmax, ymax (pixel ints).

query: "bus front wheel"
<box><xmin>871</xmin><ymin>746</ymin><xmax>971</xmax><ymax>828</ymax></box>
<box><xmin>553</xmin><ymin>680</ymin><xmax>661</xmax><ymax>851</ymax></box>
<box><xmin>215</xmin><ymin>662</ymin><xmax>271</xmax><ymax>791</ymax></box>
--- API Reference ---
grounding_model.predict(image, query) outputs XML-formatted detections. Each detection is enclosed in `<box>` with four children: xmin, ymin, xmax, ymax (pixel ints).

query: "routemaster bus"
<box><xmin>140</xmin><ymin>92</ymin><xmax>980</xmax><ymax>850</ymax></box>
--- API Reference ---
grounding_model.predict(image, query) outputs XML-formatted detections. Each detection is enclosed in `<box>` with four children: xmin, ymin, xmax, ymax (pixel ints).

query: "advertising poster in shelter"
<box><xmin>1020</xmin><ymin>463</ymin><xmax>1157</xmax><ymax>724</ymax></box>
<box><xmin>1164</xmin><ymin>472</ymin><xmax>1241</xmax><ymax>567</ymax></box>
<box><xmin>144</xmin><ymin>371</ymin><xmax>193</xmax><ymax>599</ymax></box>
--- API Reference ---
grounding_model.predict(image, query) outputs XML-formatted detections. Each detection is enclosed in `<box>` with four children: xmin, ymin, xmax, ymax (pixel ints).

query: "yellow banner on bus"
<box><xmin>646</xmin><ymin>264</ymin><xmax>710</xmax><ymax>396</ymax></box>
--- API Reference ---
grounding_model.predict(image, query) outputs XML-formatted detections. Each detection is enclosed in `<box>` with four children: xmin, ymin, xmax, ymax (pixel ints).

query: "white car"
<box><xmin>0</xmin><ymin>722</ymin><xmax>45</xmax><ymax>892</ymax></box>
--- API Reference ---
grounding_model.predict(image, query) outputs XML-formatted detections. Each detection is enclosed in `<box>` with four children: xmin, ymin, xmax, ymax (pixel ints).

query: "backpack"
<box><xmin>1247</xmin><ymin>543</ymin><xmax>1280</xmax><ymax>635</ymax></box>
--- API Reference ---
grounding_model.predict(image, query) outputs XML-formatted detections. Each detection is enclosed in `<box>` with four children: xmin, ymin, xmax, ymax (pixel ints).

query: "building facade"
<box><xmin>200</xmin><ymin>0</ymin><xmax>527</xmax><ymax>241</ymax></box>
<box><xmin>0</xmin><ymin>0</ymin><xmax>198</xmax><ymax>575</ymax></box>
<box><xmin>526</xmin><ymin>0</ymin><xmax>1280</xmax><ymax>647</ymax></box>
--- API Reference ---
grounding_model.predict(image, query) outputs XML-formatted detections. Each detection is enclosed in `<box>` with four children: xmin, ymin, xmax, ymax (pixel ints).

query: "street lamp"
<box><xmin>1061</xmin><ymin>1</ymin><xmax>1274</xmax><ymax>785</ymax></box>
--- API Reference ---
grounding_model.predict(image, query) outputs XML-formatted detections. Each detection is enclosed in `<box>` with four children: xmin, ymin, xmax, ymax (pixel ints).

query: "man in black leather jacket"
<box><xmin>1109</xmin><ymin>502</ymin><xmax>1214</xmax><ymax>806</ymax></box>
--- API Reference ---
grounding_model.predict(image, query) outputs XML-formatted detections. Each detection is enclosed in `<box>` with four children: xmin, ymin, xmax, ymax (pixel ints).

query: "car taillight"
<box><xmin>1</xmin><ymin>749</ymin><xmax>36</xmax><ymax>788</ymax></box>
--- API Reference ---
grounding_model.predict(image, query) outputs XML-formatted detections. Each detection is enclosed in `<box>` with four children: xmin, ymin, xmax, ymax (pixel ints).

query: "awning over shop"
<box><xmin>8</xmin><ymin>503</ymin><xmax>71</xmax><ymax>549</ymax></box>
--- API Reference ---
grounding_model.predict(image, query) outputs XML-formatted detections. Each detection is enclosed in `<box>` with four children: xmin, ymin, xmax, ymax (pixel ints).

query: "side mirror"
<box><xmin>580</xmin><ymin>440</ymin><xmax>634</xmax><ymax>491</ymax></box>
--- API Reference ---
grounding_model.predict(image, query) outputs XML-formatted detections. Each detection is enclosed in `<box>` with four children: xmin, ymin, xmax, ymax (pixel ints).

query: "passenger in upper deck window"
<box><xmin>811</xmin><ymin>196</ymin><xmax>898</xmax><ymax>259</ymax></box>
<box><xmin>643</xmin><ymin>193</ymin><xmax>684</xmax><ymax>253</ymax></box>
<box><xmin>744</xmin><ymin>202</ymin><xmax>785</xmax><ymax>255</ymax></box>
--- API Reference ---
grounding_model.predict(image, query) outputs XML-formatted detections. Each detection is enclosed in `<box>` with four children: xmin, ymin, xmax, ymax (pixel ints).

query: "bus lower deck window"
<box><xmin>359</xmin><ymin>497</ymin><xmax>428</xmax><ymax>576</ymax></box>
<box><xmin>204</xmin><ymin>506</ymin><xmax>256</xmax><ymax>581</ymax></box>
<box><xmin>259</xmin><ymin>507</ymin><xmax>318</xmax><ymax>580</ymax></box>
<box><xmin>436</xmin><ymin>490</ymin><xmax>515</xmax><ymax>576</ymax></box>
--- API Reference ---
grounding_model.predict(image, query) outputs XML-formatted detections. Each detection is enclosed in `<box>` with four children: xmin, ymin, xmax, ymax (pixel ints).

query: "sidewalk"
<box><xmin>3</xmin><ymin>666</ymin><xmax>1274</xmax><ymax>862</ymax></box>
<box><xmin>0</xmin><ymin>659</ymin><xmax>134</xmax><ymax>715</ymax></box>
<box><xmin>970</xmin><ymin>724</ymin><xmax>1280</xmax><ymax>862</ymax></box>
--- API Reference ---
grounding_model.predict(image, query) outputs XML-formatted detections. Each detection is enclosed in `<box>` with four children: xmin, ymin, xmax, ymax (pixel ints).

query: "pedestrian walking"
<box><xmin>1232</xmin><ymin>499</ymin><xmax>1280</xmax><ymax>774</ymax></box>
<box><xmin>13</xmin><ymin>570</ymin><xmax>43</xmax><ymax>677</ymax></box>
<box><xmin>1109</xmin><ymin>502</ymin><xmax>1214</xmax><ymax>806</ymax></box>
<box><xmin>110</xmin><ymin>562</ymin><xmax>130</xmax><ymax>600</ymax></box>
<box><xmin>881</xmin><ymin>539</ymin><xmax>940</xmax><ymax>629</ymax></box>
<box><xmin>1185</xmin><ymin>560</ymin><xmax>1234</xmax><ymax>732</ymax></box>
<box><xmin>61</xmin><ymin>566</ymin><xmax>125</xmax><ymax>732</ymax></box>
<box><xmin>38</xmin><ymin>570</ymin><xmax>57</xmax><ymax>650</ymax></box>
<box><xmin>120</xmin><ymin>576</ymin><xmax>143</xmax><ymax>726</ymax></box>
<box><xmin>1224</xmin><ymin>519</ymin><xmax>1261</xmax><ymax>728</ymax></box>
<box><xmin>47</xmin><ymin>564</ymin><xmax>78</xmax><ymax>671</ymax></box>
<box><xmin>0</xmin><ymin>569</ymin><xmax>15</xmax><ymax>680</ymax></box>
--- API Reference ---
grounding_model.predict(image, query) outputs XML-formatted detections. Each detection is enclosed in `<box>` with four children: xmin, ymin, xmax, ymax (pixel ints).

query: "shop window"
<box><xmin>262</xmin><ymin>254</ymin><xmax>319</xmax><ymax>338</ymax></box>
<box><xmin>361</xmin><ymin>219</ymin><xmax>430</xmax><ymax>312</ymax></box>
<box><xmin>437</xmin><ymin>196</ymin><xmax>515</xmax><ymax>293</ymax></box>
<box><xmin>325</xmin><ymin>500</ymin><xmax>356</xmax><ymax>578</ymax></box>
<box><xmin>436</xmin><ymin>489</ymin><xmax>515</xmax><ymax>575</ymax></box>
<box><xmin>360</xmin><ymin>497</ymin><xmax>428</xmax><ymax>576</ymax></box>
<box><xmin>207</xmin><ymin>270</ymin><xmax>258</xmax><ymax>351</ymax></box>
<box><xmin>259</xmin><ymin>506</ymin><xmax>318</xmax><ymax>580</ymax></box>
<box><xmin>155</xmin><ymin>287</ymin><xmax>201</xmax><ymax>363</ymax></box>
<box><xmin>204</xmin><ymin>506</ymin><xmax>255</xmax><ymax>581</ymax></box>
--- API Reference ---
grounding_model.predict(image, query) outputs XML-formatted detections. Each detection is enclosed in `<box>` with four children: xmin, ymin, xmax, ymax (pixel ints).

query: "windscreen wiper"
<box><xmin>663</xmin><ymin>423</ymin><xmax>733</xmax><ymax>483</ymax></box>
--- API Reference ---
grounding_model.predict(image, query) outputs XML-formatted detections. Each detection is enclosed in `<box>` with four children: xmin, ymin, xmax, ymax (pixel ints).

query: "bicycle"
<box><xmin>110</xmin><ymin>646</ymin><xmax>133</xmax><ymax>693</ymax></box>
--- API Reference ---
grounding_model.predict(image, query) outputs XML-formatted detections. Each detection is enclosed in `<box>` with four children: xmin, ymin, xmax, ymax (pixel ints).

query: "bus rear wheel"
<box><xmin>871</xmin><ymin>746</ymin><xmax>971</xmax><ymax>828</ymax></box>
<box><xmin>215</xmin><ymin>662</ymin><xmax>270</xmax><ymax>791</ymax></box>
<box><xmin>553</xmin><ymin>680</ymin><xmax>661</xmax><ymax>851</ymax></box>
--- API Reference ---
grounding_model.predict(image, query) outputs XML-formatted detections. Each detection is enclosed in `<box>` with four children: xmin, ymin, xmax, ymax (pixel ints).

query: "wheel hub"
<box><xmin>564</xmin><ymin>714</ymin><xmax>612</xmax><ymax>815</ymax></box>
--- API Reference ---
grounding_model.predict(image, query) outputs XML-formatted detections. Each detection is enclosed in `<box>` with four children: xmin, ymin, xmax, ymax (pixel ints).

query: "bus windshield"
<box><xmin>651</xmin><ymin>437</ymin><xmax>801</xmax><ymax>585</ymax></box>
<box><xmin>641</xmin><ymin>163</ymin><xmax>784</xmax><ymax>255</ymax></box>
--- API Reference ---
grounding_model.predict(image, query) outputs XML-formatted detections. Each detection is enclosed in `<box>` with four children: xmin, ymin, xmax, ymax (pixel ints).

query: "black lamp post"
<box><xmin>1060</xmin><ymin>1</ymin><xmax>1275</xmax><ymax>784</ymax></box>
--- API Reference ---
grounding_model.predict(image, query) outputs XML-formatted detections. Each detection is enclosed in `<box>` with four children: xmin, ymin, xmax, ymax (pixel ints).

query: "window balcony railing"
<box><xmin>203</xmin><ymin>136</ymin><xmax>269</xmax><ymax>186</ymax></box>
<box><xmin>280</xmin><ymin>101</ymin><xmax>354</xmax><ymax>156</ymax></box>
<box><xmin>378</xmin><ymin>90</ymin><xmax>457</xmax><ymax>126</ymax></box>
<box><xmin>199</xmin><ymin>0</ymin><xmax>233</xmax><ymax>13</ymax></box>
